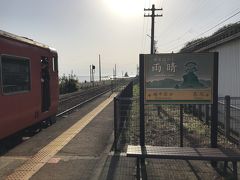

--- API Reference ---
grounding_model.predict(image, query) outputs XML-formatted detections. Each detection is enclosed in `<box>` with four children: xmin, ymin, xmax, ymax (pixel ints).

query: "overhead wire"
<box><xmin>170</xmin><ymin>20</ymin><xmax>240</xmax><ymax>53</ymax></box>
<box><xmin>195</xmin><ymin>10</ymin><xmax>240</xmax><ymax>39</ymax></box>
<box><xmin>156</xmin><ymin>0</ymin><xmax>208</xmax><ymax>52</ymax></box>
<box><xmin>157</xmin><ymin>0</ymin><xmax>208</xmax><ymax>38</ymax></box>
<box><xmin>157</xmin><ymin>0</ymin><xmax>161</xmax><ymax>8</ymax></box>
<box><xmin>189</xmin><ymin>8</ymin><xmax>240</xmax><ymax>38</ymax></box>
<box><xmin>141</xmin><ymin>0</ymin><xmax>146</xmax><ymax>53</ymax></box>
<box><xmin>142</xmin><ymin>0</ymin><xmax>150</xmax><ymax>53</ymax></box>
<box><xmin>144</xmin><ymin>18</ymin><xmax>150</xmax><ymax>53</ymax></box>
<box><xmin>169</xmin><ymin>10</ymin><xmax>240</xmax><ymax>52</ymax></box>
<box><xmin>157</xmin><ymin>0</ymin><xmax>235</xmax><ymax>51</ymax></box>
<box><xmin>161</xmin><ymin>0</ymin><xmax>165</xmax><ymax>8</ymax></box>
<box><xmin>141</xmin><ymin>8</ymin><xmax>146</xmax><ymax>53</ymax></box>
<box><xmin>162</xmin><ymin>6</ymin><xmax>240</xmax><ymax>50</ymax></box>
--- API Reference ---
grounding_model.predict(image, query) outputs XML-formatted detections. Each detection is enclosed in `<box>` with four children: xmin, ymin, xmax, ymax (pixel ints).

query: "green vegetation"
<box><xmin>180</xmin><ymin>22</ymin><xmax>240</xmax><ymax>52</ymax></box>
<box><xmin>127</xmin><ymin>84</ymin><xmax>235</xmax><ymax>148</ymax></box>
<box><xmin>59</xmin><ymin>73</ymin><xmax>79</xmax><ymax>94</ymax></box>
<box><xmin>121</xmin><ymin>83</ymin><xmax>237</xmax><ymax>178</ymax></box>
<box><xmin>180</xmin><ymin>37</ymin><xmax>207</xmax><ymax>52</ymax></box>
<box><xmin>126</xmin><ymin>84</ymin><xmax>140</xmax><ymax>146</ymax></box>
<box><xmin>212</xmin><ymin>22</ymin><xmax>240</xmax><ymax>36</ymax></box>
<box><xmin>133</xmin><ymin>84</ymin><xmax>139</xmax><ymax>96</ymax></box>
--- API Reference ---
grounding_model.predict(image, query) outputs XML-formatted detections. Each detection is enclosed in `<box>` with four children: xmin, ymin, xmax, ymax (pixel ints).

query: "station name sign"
<box><xmin>143</xmin><ymin>53</ymin><xmax>215</xmax><ymax>104</ymax></box>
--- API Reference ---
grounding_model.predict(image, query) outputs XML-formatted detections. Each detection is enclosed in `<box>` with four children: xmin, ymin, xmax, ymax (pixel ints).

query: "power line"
<box><xmin>141</xmin><ymin>0</ymin><xmax>150</xmax><ymax>53</ymax></box>
<box><xmin>157</xmin><ymin>0</ymin><xmax>236</xmax><ymax>48</ymax></box>
<box><xmin>167</xmin><ymin>10</ymin><xmax>240</xmax><ymax>52</ymax></box>
<box><xmin>172</xmin><ymin>20</ymin><xmax>240</xmax><ymax>52</ymax></box>
<box><xmin>158</xmin><ymin>0</ymin><xmax>207</xmax><ymax>37</ymax></box>
<box><xmin>142</xmin><ymin>14</ymin><xmax>150</xmax><ymax>53</ymax></box>
<box><xmin>161</xmin><ymin>0</ymin><xmax>165</xmax><ymax>8</ymax></box>
<box><xmin>196</xmin><ymin>9</ymin><xmax>240</xmax><ymax>38</ymax></box>
<box><xmin>158</xmin><ymin>29</ymin><xmax>191</xmax><ymax>48</ymax></box>
<box><xmin>144</xmin><ymin>19</ymin><xmax>150</xmax><ymax>53</ymax></box>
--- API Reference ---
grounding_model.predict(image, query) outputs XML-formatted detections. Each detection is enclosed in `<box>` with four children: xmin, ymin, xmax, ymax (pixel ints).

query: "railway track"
<box><xmin>57</xmin><ymin>84</ymin><xmax>112</xmax><ymax>116</ymax></box>
<box><xmin>57</xmin><ymin>79</ymin><xmax>132</xmax><ymax>116</ymax></box>
<box><xmin>0</xmin><ymin>81</ymin><xmax>131</xmax><ymax>154</ymax></box>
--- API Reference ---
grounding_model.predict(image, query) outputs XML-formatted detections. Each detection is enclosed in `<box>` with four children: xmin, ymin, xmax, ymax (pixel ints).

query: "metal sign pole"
<box><xmin>140</xmin><ymin>54</ymin><xmax>145</xmax><ymax>146</ymax></box>
<box><xmin>211</xmin><ymin>52</ymin><xmax>219</xmax><ymax>148</ymax></box>
<box><xmin>180</xmin><ymin>105</ymin><xmax>183</xmax><ymax>147</ymax></box>
<box><xmin>210</xmin><ymin>52</ymin><xmax>219</xmax><ymax>168</ymax></box>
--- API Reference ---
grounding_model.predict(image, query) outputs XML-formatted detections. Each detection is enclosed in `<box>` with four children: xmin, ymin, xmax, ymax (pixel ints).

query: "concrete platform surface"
<box><xmin>0</xmin><ymin>93</ymin><xmax>115</xmax><ymax>180</ymax></box>
<box><xmin>30</xmin><ymin>98</ymin><xmax>115</xmax><ymax>180</ymax></box>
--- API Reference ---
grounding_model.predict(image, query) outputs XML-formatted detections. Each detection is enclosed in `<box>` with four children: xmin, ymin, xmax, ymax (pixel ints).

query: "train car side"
<box><xmin>0</xmin><ymin>32</ymin><xmax>59</xmax><ymax>140</ymax></box>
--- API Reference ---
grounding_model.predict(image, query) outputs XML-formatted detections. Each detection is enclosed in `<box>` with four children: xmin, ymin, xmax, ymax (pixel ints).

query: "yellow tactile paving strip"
<box><xmin>6</xmin><ymin>93</ymin><xmax>116</xmax><ymax>180</ymax></box>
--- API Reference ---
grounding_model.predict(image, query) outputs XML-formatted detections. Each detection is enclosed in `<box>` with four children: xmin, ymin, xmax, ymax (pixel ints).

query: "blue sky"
<box><xmin>1</xmin><ymin>0</ymin><xmax>240</xmax><ymax>80</ymax></box>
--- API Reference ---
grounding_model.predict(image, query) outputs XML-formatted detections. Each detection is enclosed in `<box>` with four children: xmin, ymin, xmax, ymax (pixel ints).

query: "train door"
<box><xmin>41</xmin><ymin>57</ymin><xmax>50</xmax><ymax>112</ymax></box>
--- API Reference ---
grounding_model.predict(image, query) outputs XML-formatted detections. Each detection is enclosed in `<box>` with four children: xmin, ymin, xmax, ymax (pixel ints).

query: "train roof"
<box><xmin>0</xmin><ymin>30</ymin><xmax>57</xmax><ymax>53</ymax></box>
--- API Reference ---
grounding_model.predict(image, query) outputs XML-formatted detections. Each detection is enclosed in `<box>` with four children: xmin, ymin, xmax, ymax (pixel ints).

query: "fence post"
<box><xmin>205</xmin><ymin>105</ymin><xmax>210</xmax><ymax>125</ymax></box>
<box><xmin>131</xmin><ymin>81</ymin><xmax>133</xmax><ymax>97</ymax></box>
<box><xmin>193</xmin><ymin>105</ymin><xmax>197</xmax><ymax>116</ymax></box>
<box><xmin>211</xmin><ymin>52</ymin><xmax>218</xmax><ymax>149</ymax></box>
<box><xmin>180</xmin><ymin>105</ymin><xmax>184</xmax><ymax>147</ymax></box>
<box><xmin>139</xmin><ymin>55</ymin><xmax>145</xmax><ymax>146</ymax></box>
<box><xmin>189</xmin><ymin>105</ymin><xmax>193</xmax><ymax>114</ymax></box>
<box><xmin>210</xmin><ymin>52</ymin><xmax>219</xmax><ymax>168</ymax></box>
<box><xmin>198</xmin><ymin>105</ymin><xmax>202</xmax><ymax>121</ymax></box>
<box><xmin>224</xmin><ymin>95</ymin><xmax>231</xmax><ymax>139</ymax></box>
<box><xmin>157</xmin><ymin>106</ymin><xmax>160</xmax><ymax>116</ymax></box>
<box><xmin>114</xmin><ymin>97</ymin><xmax>118</xmax><ymax>151</ymax></box>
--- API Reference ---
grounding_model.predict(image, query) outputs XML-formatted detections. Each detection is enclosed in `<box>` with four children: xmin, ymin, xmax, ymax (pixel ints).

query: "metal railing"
<box><xmin>114</xmin><ymin>80</ymin><xmax>240</xmax><ymax>151</ymax></box>
<box><xmin>218</xmin><ymin>96</ymin><xmax>240</xmax><ymax>143</ymax></box>
<box><xmin>113</xmin><ymin>81</ymin><xmax>135</xmax><ymax>151</ymax></box>
<box><xmin>185</xmin><ymin>96</ymin><xmax>240</xmax><ymax>145</ymax></box>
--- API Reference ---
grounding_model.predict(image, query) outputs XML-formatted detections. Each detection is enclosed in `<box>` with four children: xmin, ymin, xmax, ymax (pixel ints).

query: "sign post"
<box><xmin>139</xmin><ymin>54</ymin><xmax>145</xmax><ymax>146</ymax></box>
<box><xmin>139</xmin><ymin>53</ymin><xmax>218</xmax><ymax>148</ymax></box>
<box><xmin>211</xmin><ymin>53</ymin><xmax>219</xmax><ymax>167</ymax></box>
<box><xmin>211</xmin><ymin>53</ymin><xmax>219</xmax><ymax>148</ymax></box>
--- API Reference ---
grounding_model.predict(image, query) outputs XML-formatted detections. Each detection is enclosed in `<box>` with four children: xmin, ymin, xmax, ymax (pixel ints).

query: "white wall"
<box><xmin>209</xmin><ymin>38</ymin><xmax>240</xmax><ymax>97</ymax></box>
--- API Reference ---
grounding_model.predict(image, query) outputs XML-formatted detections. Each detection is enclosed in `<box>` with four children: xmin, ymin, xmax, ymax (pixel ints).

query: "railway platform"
<box><xmin>0</xmin><ymin>92</ymin><xmax>116</xmax><ymax>180</ymax></box>
<box><xmin>0</xmin><ymin>90</ymin><xmax>236</xmax><ymax>180</ymax></box>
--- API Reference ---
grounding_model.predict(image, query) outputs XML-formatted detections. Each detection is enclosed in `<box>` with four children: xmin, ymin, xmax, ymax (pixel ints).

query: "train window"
<box><xmin>52</xmin><ymin>56</ymin><xmax>58</xmax><ymax>72</ymax></box>
<box><xmin>1</xmin><ymin>55</ymin><xmax>30</xmax><ymax>94</ymax></box>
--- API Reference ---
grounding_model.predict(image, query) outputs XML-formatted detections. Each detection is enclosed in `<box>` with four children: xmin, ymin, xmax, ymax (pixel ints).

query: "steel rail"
<box><xmin>56</xmin><ymin>89</ymin><xmax>112</xmax><ymax>117</ymax></box>
<box><xmin>59</xmin><ymin>85</ymin><xmax>111</xmax><ymax>103</ymax></box>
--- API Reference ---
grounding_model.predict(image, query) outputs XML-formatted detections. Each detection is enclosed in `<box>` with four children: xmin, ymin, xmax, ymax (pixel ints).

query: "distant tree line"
<box><xmin>180</xmin><ymin>22</ymin><xmax>240</xmax><ymax>52</ymax></box>
<box><xmin>59</xmin><ymin>73</ymin><xmax>79</xmax><ymax>94</ymax></box>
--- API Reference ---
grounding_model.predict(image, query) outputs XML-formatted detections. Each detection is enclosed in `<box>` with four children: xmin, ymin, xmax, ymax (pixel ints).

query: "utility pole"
<box><xmin>89</xmin><ymin>65</ymin><xmax>92</xmax><ymax>82</ymax></box>
<box><xmin>113</xmin><ymin>68</ymin><xmax>114</xmax><ymax>79</ymax></box>
<box><xmin>114</xmin><ymin>64</ymin><xmax>117</xmax><ymax>79</ymax></box>
<box><xmin>114</xmin><ymin>64</ymin><xmax>117</xmax><ymax>90</ymax></box>
<box><xmin>137</xmin><ymin>65</ymin><xmax>139</xmax><ymax>76</ymax></box>
<box><xmin>113</xmin><ymin>68</ymin><xmax>115</xmax><ymax>80</ymax></box>
<box><xmin>144</xmin><ymin>4</ymin><xmax>162</xmax><ymax>54</ymax></box>
<box><xmin>99</xmin><ymin>54</ymin><xmax>101</xmax><ymax>82</ymax></box>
